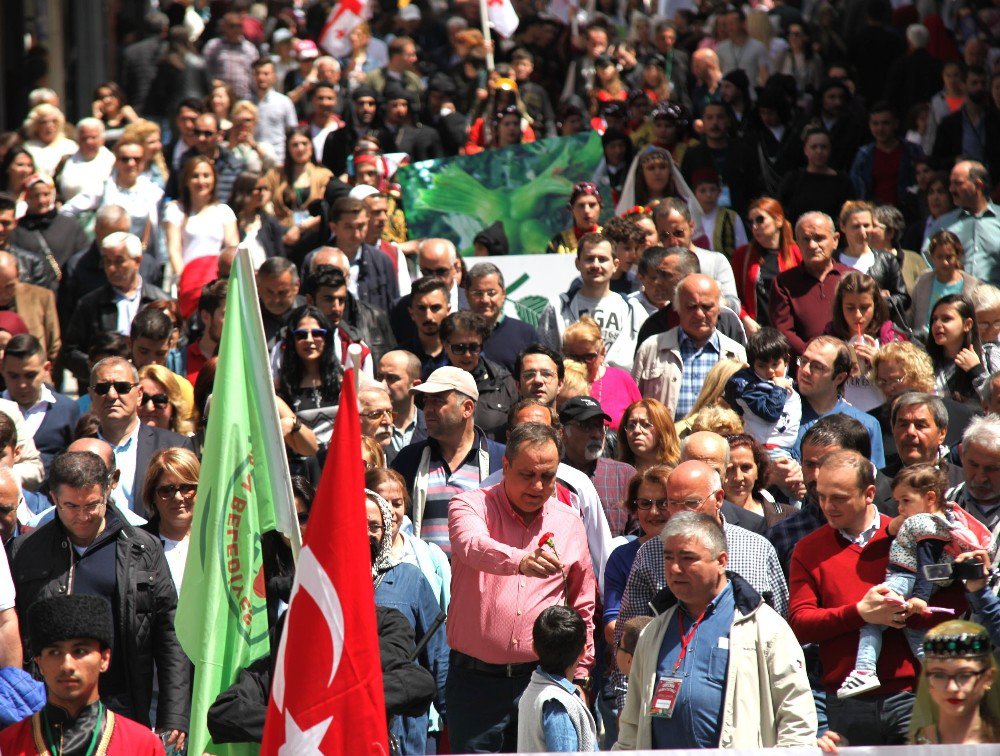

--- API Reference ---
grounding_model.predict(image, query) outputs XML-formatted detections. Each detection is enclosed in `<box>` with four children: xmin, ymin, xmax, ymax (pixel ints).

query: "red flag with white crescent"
<box><xmin>261</xmin><ymin>372</ymin><xmax>388</xmax><ymax>755</ymax></box>
<box><xmin>318</xmin><ymin>0</ymin><xmax>372</xmax><ymax>58</ymax></box>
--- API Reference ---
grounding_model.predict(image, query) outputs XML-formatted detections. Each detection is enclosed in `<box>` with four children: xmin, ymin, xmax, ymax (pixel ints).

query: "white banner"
<box><xmin>472</xmin><ymin>253</ymin><xmax>578</xmax><ymax>314</ymax></box>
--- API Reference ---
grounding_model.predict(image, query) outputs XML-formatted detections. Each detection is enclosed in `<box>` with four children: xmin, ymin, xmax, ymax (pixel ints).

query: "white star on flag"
<box><xmin>278</xmin><ymin>711</ymin><xmax>333</xmax><ymax>756</ymax></box>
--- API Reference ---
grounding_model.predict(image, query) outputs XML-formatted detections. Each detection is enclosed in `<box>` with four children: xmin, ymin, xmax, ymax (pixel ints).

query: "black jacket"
<box><xmin>343</xmin><ymin>293</ymin><xmax>396</xmax><ymax>365</ymax></box>
<box><xmin>932</xmin><ymin>106</ymin><xmax>1000</xmax><ymax>178</ymax></box>
<box><xmin>834</xmin><ymin>247</ymin><xmax>910</xmax><ymax>322</ymax></box>
<box><xmin>6</xmin><ymin>244</ymin><xmax>56</xmax><ymax>292</ymax></box>
<box><xmin>681</xmin><ymin>140</ymin><xmax>762</xmax><ymax>218</ymax></box>
<box><xmin>206</xmin><ymin>606</ymin><xmax>435</xmax><ymax>744</ymax></box>
<box><xmin>350</xmin><ymin>244</ymin><xmax>399</xmax><ymax>317</ymax></box>
<box><xmin>59</xmin><ymin>242</ymin><xmax>163</xmax><ymax>326</ymax></box>
<box><xmin>10</xmin><ymin>210</ymin><xmax>89</xmax><ymax>272</ymax></box>
<box><xmin>9</xmin><ymin>507</ymin><xmax>190</xmax><ymax>732</ymax></box>
<box><xmin>471</xmin><ymin>358</ymin><xmax>518</xmax><ymax>442</ymax></box>
<box><xmin>62</xmin><ymin>279</ymin><xmax>169</xmax><ymax>384</ymax></box>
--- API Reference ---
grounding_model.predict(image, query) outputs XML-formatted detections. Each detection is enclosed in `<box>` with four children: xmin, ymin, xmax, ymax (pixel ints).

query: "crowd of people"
<box><xmin>0</xmin><ymin>0</ymin><xmax>999</xmax><ymax>752</ymax></box>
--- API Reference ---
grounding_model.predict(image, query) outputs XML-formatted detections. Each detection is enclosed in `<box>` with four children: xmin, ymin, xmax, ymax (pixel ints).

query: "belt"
<box><xmin>451</xmin><ymin>650</ymin><xmax>536</xmax><ymax>678</ymax></box>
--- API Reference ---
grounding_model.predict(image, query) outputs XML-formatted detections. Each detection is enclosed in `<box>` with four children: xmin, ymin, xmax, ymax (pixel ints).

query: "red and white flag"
<box><xmin>261</xmin><ymin>372</ymin><xmax>388</xmax><ymax>755</ymax></box>
<box><xmin>319</xmin><ymin>0</ymin><xmax>372</xmax><ymax>58</ymax></box>
<box><xmin>485</xmin><ymin>0</ymin><xmax>520</xmax><ymax>38</ymax></box>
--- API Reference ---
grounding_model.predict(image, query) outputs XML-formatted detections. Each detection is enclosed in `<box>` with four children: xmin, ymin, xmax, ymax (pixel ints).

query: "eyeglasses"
<box><xmin>367</xmin><ymin>521</ymin><xmax>384</xmax><ymax>535</ymax></box>
<box><xmin>91</xmin><ymin>381</ymin><xmax>138</xmax><ymax>396</ymax></box>
<box><xmin>293</xmin><ymin>328</ymin><xmax>328</xmax><ymax>341</ymax></box>
<box><xmin>420</xmin><ymin>266</ymin><xmax>452</xmax><ymax>278</ymax></box>
<box><xmin>117</xmin><ymin>155</ymin><xmax>142</xmax><ymax>164</ymax></box>
<box><xmin>58</xmin><ymin>500</ymin><xmax>105</xmax><ymax>515</ymax></box>
<box><xmin>978</xmin><ymin>319</ymin><xmax>1000</xmax><ymax>330</ymax></box>
<box><xmin>141</xmin><ymin>393</ymin><xmax>170</xmax><ymax>408</ymax></box>
<box><xmin>193</xmin><ymin>130</ymin><xmax>217</xmax><ymax>138</ymax></box>
<box><xmin>666</xmin><ymin>491</ymin><xmax>716</xmax><ymax>511</ymax></box>
<box><xmin>749</xmin><ymin>215</ymin><xmax>768</xmax><ymax>226</ymax></box>
<box><xmin>796</xmin><ymin>357</ymin><xmax>831</xmax><ymax>375</ymax></box>
<box><xmin>635</xmin><ymin>497</ymin><xmax>668</xmax><ymax>510</ymax></box>
<box><xmin>625</xmin><ymin>419</ymin><xmax>654</xmax><ymax>432</ymax></box>
<box><xmin>875</xmin><ymin>376</ymin><xmax>905</xmax><ymax>389</ymax></box>
<box><xmin>448</xmin><ymin>342</ymin><xmax>482</xmax><ymax>356</ymax></box>
<box><xmin>468</xmin><ymin>289</ymin><xmax>500</xmax><ymax>300</ymax></box>
<box><xmin>568</xmin><ymin>352</ymin><xmax>600</xmax><ymax>363</ymax></box>
<box><xmin>361</xmin><ymin>408</ymin><xmax>393</xmax><ymax>421</ymax></box>
<box><xmin>155</xmin><ymin>483</ymin><xmax>198</xmax><ymax>500</ymax></box>
<box><xmin>522</xmin><ymin>369</ymin><xmax>557</xmax><ymax>381</ymax></box>
<box><xmin>925</xmin><ymin>669</ymin><xmax>990</xmax><ymax>689</ymax></box>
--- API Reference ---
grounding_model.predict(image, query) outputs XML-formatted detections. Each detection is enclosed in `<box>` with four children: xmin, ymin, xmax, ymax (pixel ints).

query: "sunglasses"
<box><xmin>155</xmin><ymin>483</ymin><xmax>198</xmax><ymax>499</ymax></box>
<box><xmin>448</xmin><ymin>342</ymin><xmax>482</xmax><ymax>356</ymax></box>
<box><xmin>91</xmin><ymin>381</ymin><xmax>138</xmax><ymax>396</ymax></box>
<box><xmin>420</xmin><ymin>266</ymin><xmax>452</xmax><ymax>278</ymax></box>
<box><xmin>141</xmin><ymin>393</ymin><xmax>170</xmax><ymax>408</ymax></box>
<box><xmin>117</xmin><ymin>155</ymin><xmax>142</xmax><ymax>164</ymax></box>
<box><xmin>294</xmin><ymin>328</ymin><xmax>328</xmax><ymax>341</ymax></box>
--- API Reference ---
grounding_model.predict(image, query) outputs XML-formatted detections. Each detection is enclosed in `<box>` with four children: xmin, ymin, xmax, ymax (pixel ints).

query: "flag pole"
<box><xmin>479</xmin><ymin>0</ymin><xmax>495</xmax><ymax>71</ymax></box>
<box><xmin>348</xmin><ymin>343</ymin><xmax>363</xmax><ymax>394</ymax></box>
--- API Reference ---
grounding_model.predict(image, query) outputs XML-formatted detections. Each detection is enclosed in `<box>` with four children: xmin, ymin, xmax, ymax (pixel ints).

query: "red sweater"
<box><xmin>789</xmin><ymin>516</ymin><xmax>967</xmax><ymax>694</ymax></box>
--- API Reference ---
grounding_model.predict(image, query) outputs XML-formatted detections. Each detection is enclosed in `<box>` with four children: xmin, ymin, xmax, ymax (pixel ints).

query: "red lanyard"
<box><xmin>673</xmin><ymin>610</ymin><xmax>706</xmax><ymax>674</ymax></box>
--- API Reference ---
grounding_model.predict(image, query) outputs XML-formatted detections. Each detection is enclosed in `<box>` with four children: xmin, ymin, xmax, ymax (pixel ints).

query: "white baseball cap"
<box><xmin>410</xmin><ymin>366</ymin><xmax>479</xmax><ymax>402</ymax></box>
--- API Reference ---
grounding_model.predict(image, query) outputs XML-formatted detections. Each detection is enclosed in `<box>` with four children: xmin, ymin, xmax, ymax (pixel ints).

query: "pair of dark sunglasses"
<box><xmin>294</xmin><ymin>328</ymin><xmax>328</xmax><ymax>341</ymax></box>
<box><xmin>141</xmin><ymin>393</ymin><xmax>170</xmax><ymax>408</ymax></box>
<box><xmin>91</xmin><ymin>381</ymin><xmax>137</xmax><ymax>396</ymax></box>
<box><xmin>448</xmin><ymin>342</ymin><xmax>482</xmax><ymax>356</ymax></box>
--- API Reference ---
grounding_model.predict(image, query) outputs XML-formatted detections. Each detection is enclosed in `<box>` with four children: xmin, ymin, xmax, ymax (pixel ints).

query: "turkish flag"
<box><xmin>261</xmin><ymin>372</ymin><xmax>389</xmax><ymax>755</ymax></box>
<box><xmin>318</xmin><ymin>0</ymin><xmax>371</xmax><ymax>58</ymax></box>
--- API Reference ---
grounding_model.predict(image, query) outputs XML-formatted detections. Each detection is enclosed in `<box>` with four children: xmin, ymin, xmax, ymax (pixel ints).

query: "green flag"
<box><xmin>176</xmin><ymin>249</ymin><xmax>301</xmax><ymax>755</ymax></box>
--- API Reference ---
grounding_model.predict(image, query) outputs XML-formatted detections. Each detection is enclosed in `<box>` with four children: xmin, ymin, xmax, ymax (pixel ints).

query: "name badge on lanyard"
<box><xmin>650</xmin><ymin>676</ymin><xmax>683</xmax><ymax>718</ymax></box>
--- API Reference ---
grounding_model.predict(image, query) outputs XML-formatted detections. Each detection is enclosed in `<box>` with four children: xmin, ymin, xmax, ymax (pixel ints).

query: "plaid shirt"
<box><xmin>676</xmin><ymin>330</ymin><xmax>722</xmax><ymax>420</ymax></box>
<box><xmin>590</xmin><ymin>457</ymin><xmax>638</xmax><ymax>537</ymax></box>
<box><xmin>202</xmin><ymin>37</ymin><xmax>260</xmax><ymax>100</ymax></box>
<box><xmin>767</xmin><ymin>498</ymin><xmax>826</xmax><ymax>579</ymax></box>
<box><xmin>610</xmin><ymin>516</ymin><xmax>789</xmax><ymax>706</ymax></box>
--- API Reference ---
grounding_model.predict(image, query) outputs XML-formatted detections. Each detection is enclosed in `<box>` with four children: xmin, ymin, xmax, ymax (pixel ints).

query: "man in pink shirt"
<box><xmin>446</xmin><ymin>422</ymin><xmax>597</xmax><ymax>753</ymax></box>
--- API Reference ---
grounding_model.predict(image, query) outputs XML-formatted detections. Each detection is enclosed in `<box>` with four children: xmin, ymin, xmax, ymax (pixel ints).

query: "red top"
<box><xmin>0</xmin><ymin>709</ymin><xmax>166</xmax><ymax>755</ymax></box>
<box><xmin>731</xmin><ymin>242</ymin><xmax>802</xmax><ymax>322</ymax></box>
<box><xmin>872</xmin><ymin>145</ymin><xmax>903</xmax><ymax>205</ymax></box>
<box><xmin>789</xmin><ymin>516</ymin><xmax>967</xmax><ymax>694</ymax></box>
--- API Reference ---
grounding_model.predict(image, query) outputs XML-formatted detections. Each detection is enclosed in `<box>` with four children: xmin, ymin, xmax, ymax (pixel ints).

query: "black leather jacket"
<box><xmin>344</xmin><ymin>294</ymin><xmax>396</xmax><ymax>365</ymax></box>
<box><xmin>835</xmin><ymin>248</ymin><xmax>911</xmax><ymax>323</ymax></box>
<box><xmin>9</xmin><ymin>507</ymin><xmax>191</xmax><ymax>732</ymax></box>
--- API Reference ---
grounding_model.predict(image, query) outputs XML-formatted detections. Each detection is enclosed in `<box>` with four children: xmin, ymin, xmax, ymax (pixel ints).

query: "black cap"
<box><xmin>558</xmin><ymin>396</ymin><xmax>611</xmax><ymax>425</ymax></box>
<box><xmin>28</xmin><ymin>595</ymin><xmax>114</xmax><ymax>657</ymax></box>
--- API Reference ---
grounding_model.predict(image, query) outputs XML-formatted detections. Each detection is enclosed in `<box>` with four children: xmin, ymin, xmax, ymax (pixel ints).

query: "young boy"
<box><xmin>616</xmin><ymin>615</ymin><xmax>653</xmax><ymax>677</ymax></box>
<box><xmin>691</xmin><ymin>167</ymin><xmax>746</xmax><ymax>259</ymax></box>
<box><xmin>724</xmin><ymin>327</ymin><xmax>801</xmax><ymax>459</ymax></box>
<box><xmin>517</xmin><ymin>606</ymin><xmax>598</xmax><ymax>753</ymax></box>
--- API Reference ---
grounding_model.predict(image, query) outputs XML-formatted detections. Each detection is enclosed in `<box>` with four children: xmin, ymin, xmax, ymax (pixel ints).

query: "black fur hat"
<box><xmin>28</xmin><ymin>595</ymin><xmax>114</xmax><ymax>657</ymax></box>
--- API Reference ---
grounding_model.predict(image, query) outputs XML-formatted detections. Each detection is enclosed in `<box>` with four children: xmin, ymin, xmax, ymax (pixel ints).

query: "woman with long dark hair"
<box><xmin>276</xmin><ymin>305</ymin><xmax>343</xmax><ymax>435</ymax></box>
<box><xmin>228</xmin><ymin>171</ymin><xmax>284</xmax><ymax>266</ymax></box>
<box><xmin>928</xmin><ymin>294</ymin><xmax>997</xmax><ymax>406</ymax></box>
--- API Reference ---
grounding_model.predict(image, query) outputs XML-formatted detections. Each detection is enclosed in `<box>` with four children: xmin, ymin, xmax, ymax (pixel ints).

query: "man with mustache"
<box><xmin>946</xmin><ymin>414</ymin><xmax>1000</xmax><ymax>531</ymax></box>
<box><xmin>558</xmin><ymin>396</ymin><xmax>635</xmax><ymax>539</ymax></box>
<box><xmin>0</xmin><ymin>594</ymin><xmax>164</xmax><ymax>753</ymax></box>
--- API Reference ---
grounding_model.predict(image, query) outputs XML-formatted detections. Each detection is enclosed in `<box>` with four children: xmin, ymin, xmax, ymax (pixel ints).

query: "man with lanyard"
<box><xmin>0</xmin><ymin>594</ymin><xmax>165</xmax><ymax>754</ymax></box>
<box><xmin>615</xmin><ymin>510</ymin><xmax>815</xmax><ymax>749</ymax></box>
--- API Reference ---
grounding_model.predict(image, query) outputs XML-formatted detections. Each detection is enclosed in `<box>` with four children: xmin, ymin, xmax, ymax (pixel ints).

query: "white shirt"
<box><xmin>112</xmin><ymin>276</ymin><xmax>144</xmax><ymax>336</ymax></box>
<box><xmin>163</xmin><ymin>201</ymin><xmax>237</xmax><ymax>263</ymax></box>
<box><xmin>58</xmin><ymin>148</ymin><xmax>115</xmax><ymax>200</ymax></box>
<box><xmin>3</xmin><ymin>385</ymin><xmax>56</xmax><ymax>438</ymax></box>
<box><xmin>162</xmin><ymin>535</ymin><xmax>190</xmax><ymax>589</ymax></box>
<box><xmin>839</xmin><ymin>249</ymin><xmax>876</xmax><ymax>275</ymax></box>
<box><xmin>62</xmin><ymin>175</ymin><xmax>164</xmax><ymax>243</ymax></box>
<box><xmin>559</xmin><ymin>290</ymin><xmax>640</xmax><ymax>371</ymax></box>
<box><xmin>99</xmin><ymin>421</ymin><xmax>142</xmax><ymax>514</ymax></box>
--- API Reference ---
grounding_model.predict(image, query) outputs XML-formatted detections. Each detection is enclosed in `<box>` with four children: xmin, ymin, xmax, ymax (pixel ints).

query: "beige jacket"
<box><xmin>614</xmin><ymin>576</ymin><xmax>817</xmax><ymax>750</ymax></box>
<box><xmin>631</xmin><ymin>326</ymin><xmax>747</xmax><ymax>417</ymax></box>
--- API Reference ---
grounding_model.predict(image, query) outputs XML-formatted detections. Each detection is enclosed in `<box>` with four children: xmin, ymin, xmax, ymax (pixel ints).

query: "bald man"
<box><xmin>389</xmin><ymin>238</ymin><xmax>468</xmax><ymax>344</ymax></box>
<box><xmin>682</xmin><ymin>431</ymin><xmax>766</xmax><ymax>535</ymax></box>
<box><xmin>0</xmin><ymin>252</ymin><xmax>60</xmax><ymax>363</ymax></box>
<box><xmin>632</xmin><ymin>273</ymin><xmax>747</xmax><ymax>419</ymax></box>
<box><xmin>378</xmin><ymin>349</ymin><xmax>426</xmax><ymax>454</ymax></box>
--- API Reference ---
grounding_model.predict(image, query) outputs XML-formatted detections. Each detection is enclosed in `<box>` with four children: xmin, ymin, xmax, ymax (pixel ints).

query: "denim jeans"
<box><xmin>826</xmin><ymin>689</ymin><xmax>914</xmax><ymax>745</ymax></box>
<box><xmin>856</xmin><ymin>571</ymin><xmax>925</xmax><ymax>671</ymax></box>
<box><xmin>445</xmin><ymin>664</ymin><xmax>532</xmax><ymax>753</ymax></box>
<box><xmin>597</xmin><ymin>691</ymin><xmax>619</xmax><ymax>749</ymax></box>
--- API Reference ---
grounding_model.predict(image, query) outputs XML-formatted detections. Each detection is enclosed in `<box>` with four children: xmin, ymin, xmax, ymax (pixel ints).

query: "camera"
<box><xmin>922</xmin><ymin>561</ymin><xmax>986</xmax><ymax>583</ymax></box>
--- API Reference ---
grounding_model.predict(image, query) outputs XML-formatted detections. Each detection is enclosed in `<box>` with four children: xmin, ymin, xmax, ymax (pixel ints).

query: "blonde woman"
<box><xmin>138</xmin><ymin>364</ymin><xmax>196</xmax><ymax>436</ymax></box>
<box><xmin>674</xmin><ymin>358</ymin><xmax>746</xmax><ymax>437</ymax></box>
<box><xmin>557</xmin><ymin>359</ymin><xmax>591</xmax><ymax>410</ymax></box>
<box><xmin>563</xmin><ymin>316</ymin><xmax>641</xmax><ymax>428</ymax></box>
<box><xmin>121</xmin><ymin>120</ymin><xmax>169</xmax><ymax>190</ymax></box>
<box><xmin>141</xmin><ymin>447</ymin><xmax>200</xmax><ymax>586</ymax></box>
<box><xmin>23</xmin><ymin>103</ymin><xmax>78</xmax><ymax>175</ymax></box>
<box><xmin>227</xmin><ymin>101</ymin><xmax>277</xmax><ymax>174</ymax></box>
